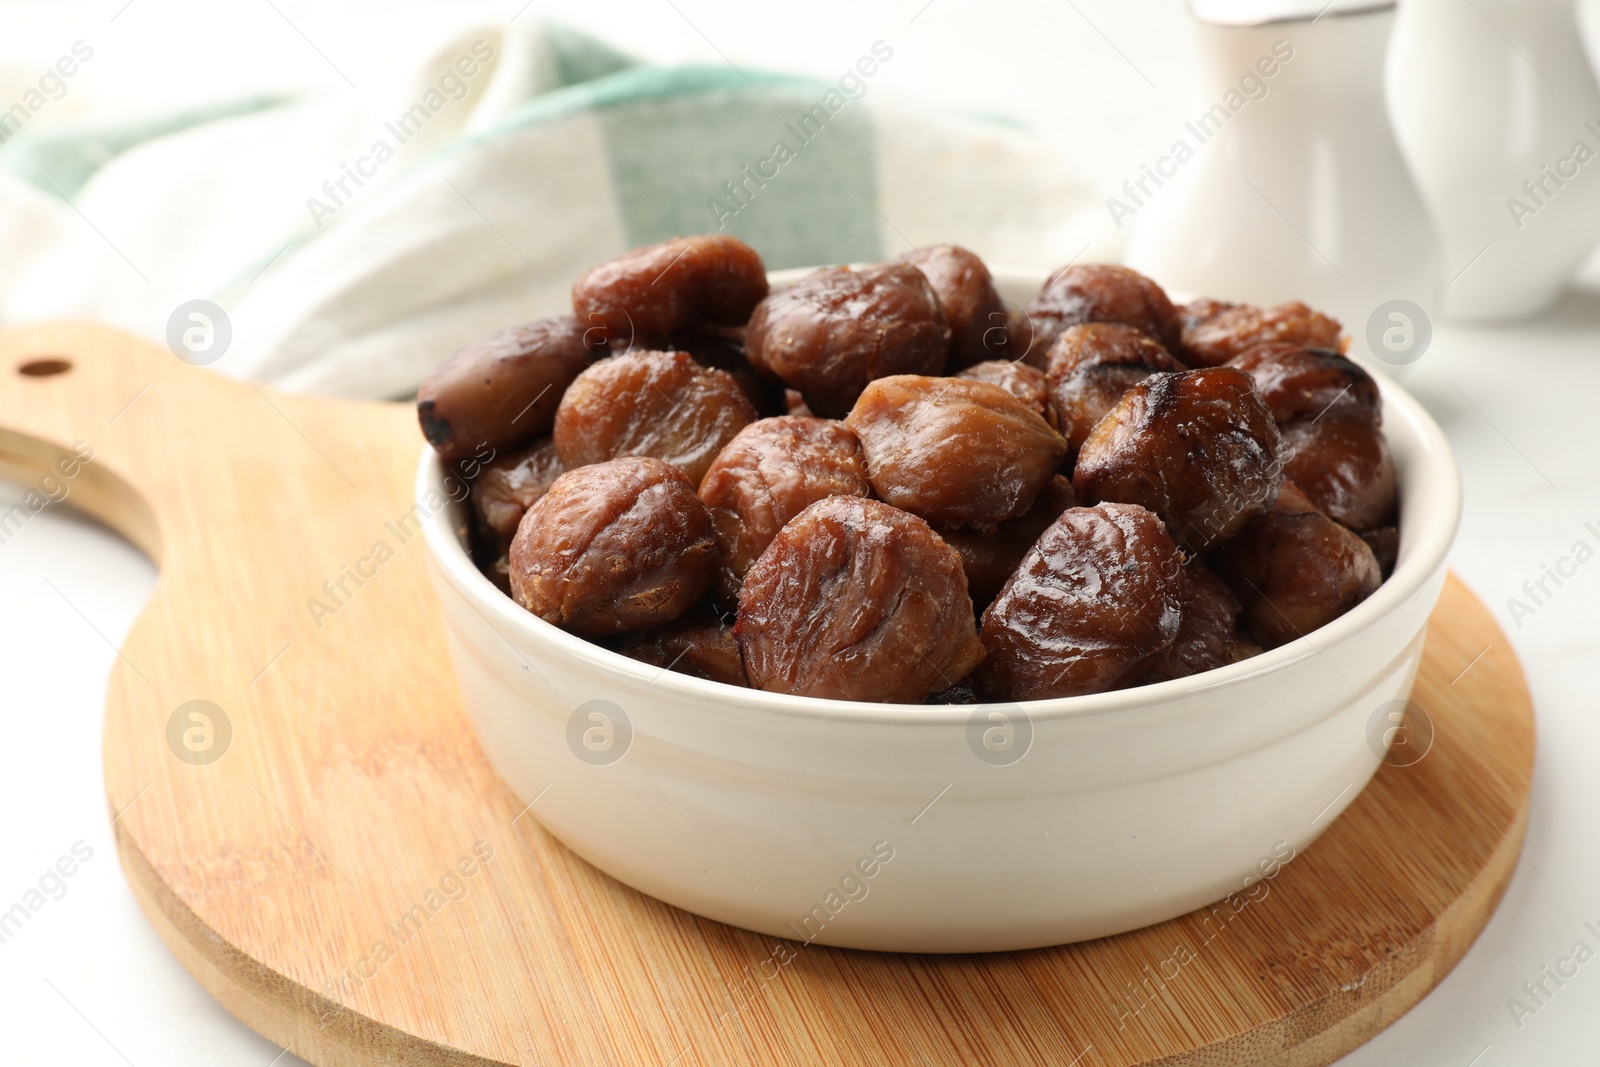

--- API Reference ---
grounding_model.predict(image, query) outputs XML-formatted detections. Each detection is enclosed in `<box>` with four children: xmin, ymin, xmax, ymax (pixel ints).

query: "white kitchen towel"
<box><xmin>0</xmin><ymin>22</ymin><xmax>1109</xmax><ymax>400</ymax></box>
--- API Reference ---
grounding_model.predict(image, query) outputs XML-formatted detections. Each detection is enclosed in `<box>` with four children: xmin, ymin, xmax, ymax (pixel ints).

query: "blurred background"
<box><xmin>3</xmin><ymin>1</ymin><xmax>1600</xmax><ymax>1064</ymax></box>
<box><xmin>0</xmin><ymin>0</ymin><xmax>1208</xmax><ymax>194</ymax></box>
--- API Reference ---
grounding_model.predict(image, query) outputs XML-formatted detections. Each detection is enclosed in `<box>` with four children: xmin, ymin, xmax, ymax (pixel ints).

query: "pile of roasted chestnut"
<box><xmin>417</xmin><ymin>235</ymin><xmax>1396</xmax><ymax>704</ymax></box>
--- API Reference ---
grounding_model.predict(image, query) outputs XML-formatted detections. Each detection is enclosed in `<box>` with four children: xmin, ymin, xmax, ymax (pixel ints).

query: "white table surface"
<box><xmin>3</xmin><ymin>3</ymin><xmax>1599</xmax><ymax>1065</ymax></box>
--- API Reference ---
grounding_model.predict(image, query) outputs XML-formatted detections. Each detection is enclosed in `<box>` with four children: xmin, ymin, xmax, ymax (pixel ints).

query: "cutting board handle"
<box><xmin>0</xmin><ymin>318</ymin><xmax>415</xmax><ymax>762</ymax></box>
<box><xmin>0</xmin><ymin>323</ymin><xmax>185</xmax><ymax>560</ymax></box>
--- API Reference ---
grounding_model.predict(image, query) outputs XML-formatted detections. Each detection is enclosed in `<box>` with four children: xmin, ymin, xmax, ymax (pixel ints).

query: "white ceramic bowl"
<box><xmin>419</xmin><ymin>269</ymin><xmax>1461</xmax><ymax>952</ymax></box>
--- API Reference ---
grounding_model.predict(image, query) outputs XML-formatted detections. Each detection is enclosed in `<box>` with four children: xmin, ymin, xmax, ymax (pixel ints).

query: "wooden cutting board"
<box><xmin>0</xmin><ymin>323</ymin><xmax>1534</xmax><ymax>1067</ymax></box>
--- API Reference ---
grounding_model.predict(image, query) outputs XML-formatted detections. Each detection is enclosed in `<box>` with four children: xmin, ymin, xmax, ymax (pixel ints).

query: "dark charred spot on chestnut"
<box><xmin>418</xmin><ymin>401</ymin><xmax>453</xmax><ymax>447</ymax></box>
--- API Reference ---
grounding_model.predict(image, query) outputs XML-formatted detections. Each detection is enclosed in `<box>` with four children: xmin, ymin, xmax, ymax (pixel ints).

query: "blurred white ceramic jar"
<box><xmin>1387</xmin><ymin>0</ymin><xmax>1600</xmax><ymax>321</ymax></box>
<box><xmin>1124</xmin><ymin>1</ymin><xmax>1441</xmax><ymax>367</ymax></box>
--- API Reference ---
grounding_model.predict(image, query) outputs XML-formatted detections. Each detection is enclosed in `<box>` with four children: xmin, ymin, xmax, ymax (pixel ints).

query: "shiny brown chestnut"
<box><xmin>1130</xmin><ymin>561</ymin><xmax>1261</xmax><ymax>685</ymax></box>
<box><xmin>553</xmin><ymin>349</ymin><xmax>757</xmax><ymax>487</ymax></box>
<box><xmin>417</xmin><ymin>316</ymin><xmax>598</xmax><ymax>464</ymax></box>
<box><xmin>1281</xmin><ymin>416</ymin><xmax>1398</xmax><ymax>533</ymax></box>
<box><xmin>472</xmin><ymin>438</ymin><xmax>565</xmax><ymax>558</ymax></box>
<box><xmin>1226</xmin><ymin>343</ymin><xmax>1380</xmax><ymax>426</ymax></box>
<box><xmin>846</xmin><ymin>375</ymin><xmax>1067</xmax><ymax>530</ymax></box>
<box><xmin>1045</xmin><ymin>323</ymin><xmax>1186</xmax><ymax>457</ymax></box>
<box><xmin>1018</xmin><ymin>263</ymin><xmax>1182</xmax><ymax>368</ymax></box>
<box><xmin>1073</xmin><ymin>366</ymin><xmax>1284</xmax><ymax>552</ymax></box>
<box><xmin>1179</xmin><ymin>298</ymin><xmax>1343</xmax><ymax>367</ymax></box>
<box><xmin>509</xmin><ymin>457</ymin><xmax>717</xmax><ymax>636</ymax></box>
<box><xmin>1211</xmin><ymin>481</ymin><xmax>1382</xmax><ymax>649</ymax></box>
<box><xmin>698</xmin><ymin>416</ymin><xmax>873</xmax><ymax>603</ymax></box>
<box><xmin>735</xmin><ymin>497</ymin><xmax>985</xmax><ymax>703</ymax></box>
<box><xmin>744</xmin><ymin>263</ymin><xmax>951</xmax><ymax>418</ymax></box>
<box><xmin>571</xmin><ymin>234</ymin><xmax>767</xmax><ymax>345</ymax></box>
<box><xmin>974</xmin><ymin>502</ymin><xmax>1184</xmax><ymax>700</ymax></box>
<box><xmin>896</xmin><ymin>244</ymin><xmax>1010</xmax><ymax>369</ymax></box>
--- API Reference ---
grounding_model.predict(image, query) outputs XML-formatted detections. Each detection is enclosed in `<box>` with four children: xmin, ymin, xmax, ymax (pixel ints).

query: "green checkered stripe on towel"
<box><xmin>461</xmin><ymin>63</ymin><xmax>886</xmax><ymax>269</ymax></box>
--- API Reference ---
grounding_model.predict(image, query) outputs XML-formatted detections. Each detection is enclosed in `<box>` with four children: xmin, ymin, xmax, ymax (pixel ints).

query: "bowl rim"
<box><xmin>418</xmin><ymin>269</ymin><xmax>1461</xmax><ymax>726</ymax></box>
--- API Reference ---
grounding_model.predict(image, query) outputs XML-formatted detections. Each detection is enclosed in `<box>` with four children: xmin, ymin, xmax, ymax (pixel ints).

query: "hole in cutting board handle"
<box><xmin>17</xmin><ymin>357</ymin><xmax>73</xmax><ymax>377</ymax></box>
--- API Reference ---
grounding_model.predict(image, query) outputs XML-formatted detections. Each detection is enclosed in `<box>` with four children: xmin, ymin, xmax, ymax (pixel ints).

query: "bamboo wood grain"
<box><xmin>0</xmin><ymin>323</ymin><xmax>1534</xmax><ymax>1067</ymax></box>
